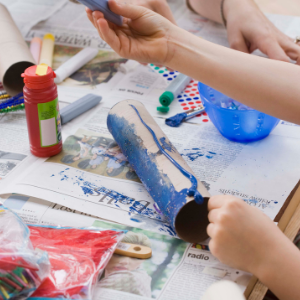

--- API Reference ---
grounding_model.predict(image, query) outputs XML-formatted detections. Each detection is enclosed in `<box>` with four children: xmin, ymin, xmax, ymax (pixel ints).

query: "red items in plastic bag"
<box><xmin>0</xmin><ymin>206</ymin><xmax>50</xmax><ymax>300</ymax></box>
<box><xmin>28</xmin><ymin>226</ymin><xmax>124</xmax><ymax>300</ymax></box>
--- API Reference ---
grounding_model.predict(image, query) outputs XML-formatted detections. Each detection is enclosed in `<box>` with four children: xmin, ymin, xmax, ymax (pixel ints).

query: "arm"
<box><xmin>88</xmin><ymin>3</ymin><xmax>300</xmax><ymax>124</ymax></box>
<box><xmin>188</xmin><ymin>0</ymin><xmax>300</xmax><ymax>63</ymax></box>
<box><xmin>207</xmin><ymin>195</ymin><xmax>300</xmax><ymax>300</ymax></box>
<box><xmin>166</xmin><ymin>24</ymin><xmax>300</xmax><ymax>124</ymax></box>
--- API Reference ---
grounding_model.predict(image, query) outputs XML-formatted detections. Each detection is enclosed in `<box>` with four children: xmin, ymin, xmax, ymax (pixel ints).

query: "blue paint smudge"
<box><xmin>165</xmin><ymin>113</ymin><xmax>187</xmax><ymax>127</ymax></box>
<box><xmin>208</xmin><ymin>151</ymin><xmax>216</xmax><ymax>155</ymax></box>
<box><xmin>51</xmin><ymin>169</ymin><xmax>162</xmax><ymax>221</ymax></box>
<box><xmin>183</xmin><ymin>152</ymin><xmax>204</xmax><ymax>161</ymax></box>
<box><xmin>159</xmin><ymin>137</ymin><xmax>175</xmax><ymax>152</ymax></box>
<box><xmin>206</xmin><ymin>155</ymin><xmax>213</xmax><ymax>159</ymax></box>
<box><xmin>130</xmin><ymin>217</ymin><xmax>142</xmax><ymax>223</ymax></box>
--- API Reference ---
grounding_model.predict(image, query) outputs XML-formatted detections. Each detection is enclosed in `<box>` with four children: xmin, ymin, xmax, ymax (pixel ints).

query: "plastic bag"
<box><xmin>28</xmin><ymin>225</ymin><xmax>124</xmax><ymax>300</ymax></box>
<box><xmin>0</xmin><ymin>205</ymin><xmax>50</xmax><ymax>300</ymax></box>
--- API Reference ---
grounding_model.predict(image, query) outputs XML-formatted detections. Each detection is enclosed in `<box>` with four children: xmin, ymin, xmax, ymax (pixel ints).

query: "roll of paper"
<box><xmin>54</xmin><ymin>47</ymin><xmax>98</xmax><ymax>84</ymax></box>
<box><xmin>0</xmin><ymin>4</ymin><xmax>35</xmax><ymax>96</ymax></box>
<box><xmin>108</xmin><ymin>100</ymin><xmax>210</xmax><ymax>243</ymax></box>
<box><xmin>39</xmin><ymin>33</ymin><xmax>55</xmax><ymax>67</ymax></box>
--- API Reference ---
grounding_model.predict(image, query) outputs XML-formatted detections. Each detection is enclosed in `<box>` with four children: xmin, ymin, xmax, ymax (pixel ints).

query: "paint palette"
<box><xmin>148</xmin><ymin>64</ymin><xmax>210</xmax><ymax>123</ymax></box>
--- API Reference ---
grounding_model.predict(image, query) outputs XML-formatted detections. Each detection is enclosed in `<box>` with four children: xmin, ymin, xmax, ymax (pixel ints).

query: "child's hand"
<box><xmin>207</xmin><ymin>195</ymin><xmax>284</xmax><ymax>274</ymax></box>
<box><xmin>86</xmin><ymin>0</ymin><xmax>177</xmax><ymax>65</ymax></box>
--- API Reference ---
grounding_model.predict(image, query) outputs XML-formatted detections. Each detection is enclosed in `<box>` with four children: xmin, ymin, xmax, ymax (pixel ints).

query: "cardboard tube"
<box><xmin>0</xmin><ymin>4</ymin><xmax>35</xmax><ymax>96</ymax></box>
<box><xmin>108</xmin><ymin>99</ymin><xmax>211</xmax><ymax>243</ymax></box>
<box><xmin>39</xmin><ymin>33</ymin><xmax>55</xmax><ymax>67</ymax></box>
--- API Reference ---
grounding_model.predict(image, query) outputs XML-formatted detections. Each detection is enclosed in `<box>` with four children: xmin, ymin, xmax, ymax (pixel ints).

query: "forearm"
<box><xmin>166</xmin><ymin>28</ymin><xmax>300</xmax><ymax>124</ymax></box>
<box><xmin>255</xmin><ymin>234</ymin><xmax>300</xmax><ymax>300</ymax></box>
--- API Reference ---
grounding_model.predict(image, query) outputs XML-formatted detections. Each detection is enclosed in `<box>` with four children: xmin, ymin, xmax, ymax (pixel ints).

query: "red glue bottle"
<box><xmin>22</xmin><ymin>64</ymin><xmax>62</xmax><ymax>157</ymax></box>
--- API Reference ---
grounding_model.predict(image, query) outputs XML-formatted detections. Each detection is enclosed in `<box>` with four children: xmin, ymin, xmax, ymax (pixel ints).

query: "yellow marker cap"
<box><xmin>43</xmin><ymin>33</ymin><xmax>55</xmax><ymax>41</ymax></box>
<box><xmin>36</xmin><ymin>64</ymin><xmax>49</xmax><ymax>76</ymax></box>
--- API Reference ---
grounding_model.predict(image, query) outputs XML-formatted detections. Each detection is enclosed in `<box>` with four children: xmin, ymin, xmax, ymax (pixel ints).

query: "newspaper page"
<box><xmin>0</xmin><ymin>0</ymin><xmax>68</xmax><ymax>36</ymax></box>
<box><xmin>2</xmin><ymin>103</ymin><xmax>300</xmax><ymax>229</ymax></box>
<box><xmin>0</xmin><ymin>193</ymin><xmax>252</xmax><ymax>299</ymax></box>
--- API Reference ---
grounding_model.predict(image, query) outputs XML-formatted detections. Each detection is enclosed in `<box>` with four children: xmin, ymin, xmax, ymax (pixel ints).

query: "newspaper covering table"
<box><xmin>0</xmin><ymin>0</ymin><xmax>300</xmax><ymax>298</ymax></box>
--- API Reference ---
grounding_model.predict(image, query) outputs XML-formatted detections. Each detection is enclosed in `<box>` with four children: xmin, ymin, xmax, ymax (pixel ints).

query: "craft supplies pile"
<box><xmin>0</xmin><ymin>205</ymin><xmax>123</xmax><ymax>300</ymax></box>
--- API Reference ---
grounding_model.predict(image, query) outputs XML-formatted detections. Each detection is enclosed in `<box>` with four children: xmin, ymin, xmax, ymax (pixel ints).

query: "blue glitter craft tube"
<box><xmin>107</xmin><ymin>99</ymin><xmax>211</xmax><ymax>243</ymax></box>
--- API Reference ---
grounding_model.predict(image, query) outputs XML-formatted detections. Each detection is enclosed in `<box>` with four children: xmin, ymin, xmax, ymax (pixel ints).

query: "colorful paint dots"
<box><xmin>148</xmin><ymin>63</ymin><xmax>211</xmax><ymax>123</ymax></box>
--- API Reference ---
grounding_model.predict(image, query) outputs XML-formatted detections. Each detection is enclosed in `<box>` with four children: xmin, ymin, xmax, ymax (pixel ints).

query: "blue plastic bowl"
<box><xmin>198</xmin><ymin>82</ymin><xmax>279</xmax><ymax>142</ymax></box>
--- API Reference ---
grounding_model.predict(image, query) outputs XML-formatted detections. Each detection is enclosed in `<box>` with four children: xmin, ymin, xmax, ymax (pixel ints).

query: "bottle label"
<box><xmin>37</xmin><ymin>98</ymin><xmax>62</xmax><ymax>147</ymax></box>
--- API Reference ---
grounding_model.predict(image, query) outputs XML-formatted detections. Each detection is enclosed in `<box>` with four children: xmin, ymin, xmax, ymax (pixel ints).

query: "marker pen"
<box><xmin>159</xmin><ymin>73</ymin><xmax>191</xmax><ymax>107</ymax></box>
<box><xmin>60</xmin><ymin>94</ymin><xmax>102</xmax><ymax>124</ymax></box>
<box><xmin>39</xmin><ymin>33</ymin><xmax>55</xmax><ymax>67</ymax></box>
<box><xmin>54</xmin><ymin>47</ymin><xmax>98</xmax><ymax>84</ymax></box>
<box><xmin>76</xmin><ymin>0</ymin><xmax>123</xmax><ymax>26</ymax></box>
<box><xmin>30</xmin><ymin>37</ymin><xmax>42</xmax><ymax>64</ymax></box>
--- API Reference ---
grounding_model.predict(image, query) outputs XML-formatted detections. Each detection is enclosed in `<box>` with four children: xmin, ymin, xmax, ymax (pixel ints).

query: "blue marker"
<box><xmin>76</xmin><ymin>0</ymin><xmax>123</xmax><ymax>26</ymax></box>
<box><xmin>60</xmin><ymin>94</ymin><xmax>102</xmax><ymax>125</ymax></box>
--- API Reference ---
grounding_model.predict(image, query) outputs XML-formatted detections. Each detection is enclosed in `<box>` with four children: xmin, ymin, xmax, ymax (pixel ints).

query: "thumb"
<box><xmin>108</xmin><ymin>0</ymin><xmax>148</xmax><ymax>20</ymax></box>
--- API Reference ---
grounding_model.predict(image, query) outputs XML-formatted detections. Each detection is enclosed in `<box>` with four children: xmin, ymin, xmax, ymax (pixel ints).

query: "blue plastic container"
<box><xmin>198</xmin><ymin>82</ymin><xmax>279</xmax><ymax>142</ymax></box>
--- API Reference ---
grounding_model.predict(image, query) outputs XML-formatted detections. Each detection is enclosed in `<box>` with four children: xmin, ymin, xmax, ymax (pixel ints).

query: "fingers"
<box><xmin>227</xmin><ymin>29</ymin><xmax>250</xmax><ymax>54</ymax></box>
<box><xmin>207</xmin><ymin>208</ymin><xmax>219</xmax><ymax>223</ymax></box>
<box><xmin>281</xmin><ymin>39</ymin><xmax>300</xmax><ymax>65</ymax></box>
<box><xmin>262</xmin><ymin>39</ymin><xmax>290</xmax><ymax>63</ymax></box>
<box><xmin>86</xmin><ymin>7</ymin><xmax>96</xmax><ymax>26</ymax></box>
<box><xmin>108</xmin><ymin>0</ymin><xmax>148</xmax><ymax>20</ymax></box>
<box><xmin>151</xmin><ymin>0</ymin><xmax>177</xmax><ymax>25</ymax></box>
<box><xmin>96</xmin><ymin>18</ymin><xmax>121</xmax><ymax>52</ymax></box>
<box><xmin>208</xmin><ymin>195</ymin><xmax>227</xmax><ymax>211</ymax></box>
<box><xmin>206</xmin><ymin>223</ymin><xmax>215</xmax><ymax>238</ymax></box>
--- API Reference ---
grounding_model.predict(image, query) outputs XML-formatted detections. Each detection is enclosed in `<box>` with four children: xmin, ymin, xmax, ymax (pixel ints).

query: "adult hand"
<box><xmin>207</xmin><ymin>195</ymin><xmax>284</xmax><ymax>274</ymax></box>
<box><xmin>86</xmin><ymin>1</ymin><xmax>177</xmax><ymax>65</ymax></box>
<box><xmin>224</xmin><ymin>0</ymin><xmax>300</xmax><ymax>64</ymax></box>
<box><xmin>117</xmin><ymin>0</ymin><xmax>176</xmax><ymax>24</ymax></box>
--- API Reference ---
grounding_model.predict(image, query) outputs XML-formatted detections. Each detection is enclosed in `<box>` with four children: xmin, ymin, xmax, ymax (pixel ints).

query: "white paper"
<box><xmin>0</xmin><ymin>0</ymin><xmax>68</xmax><ymax>36</ymax></box>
